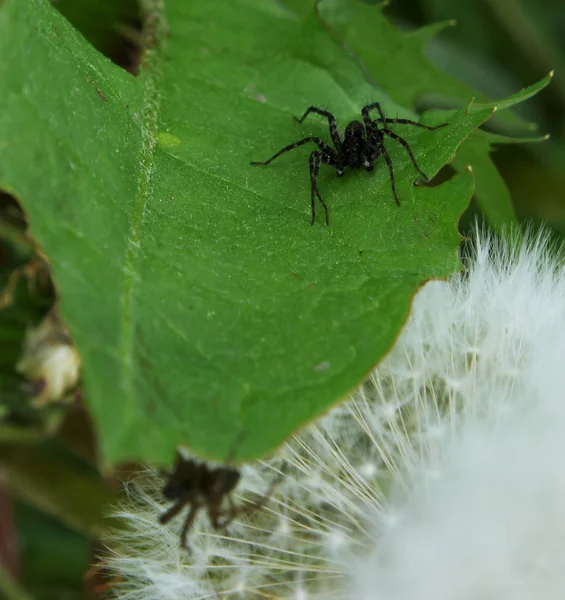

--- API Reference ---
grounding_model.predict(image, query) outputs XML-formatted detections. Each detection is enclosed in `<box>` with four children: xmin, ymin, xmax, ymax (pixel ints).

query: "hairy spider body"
<box><xmin>251</xmin><ymin>103</ymin><xmax>447</xmax><ymax>225</ymax></box>
<box><xmin>159</xmin><ymin>451</ymin><xmax>283</xmax><ymax>549</ymax></box>
<box><xmin>341</xmin><ymin>120</ymin><xmax>367</xmax><ymax>171</ymax></box>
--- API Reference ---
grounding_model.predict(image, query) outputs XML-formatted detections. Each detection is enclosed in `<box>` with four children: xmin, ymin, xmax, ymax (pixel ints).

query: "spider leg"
<box><xmin>232</xmin><ymin>465</ymin><xmax>286</xmax><ymax>525</ymax></box>
<box><xmin>363</xmin><ymin>102</ymin><xmax>448</xmax><ymax>131</ymax></box>
<box><xmin>361</xmin><ymin>101</ymin><xmax>387</xmax><ymax>129</ymax></box>
<box><xmin>381</xmin><ymin>129</ymin><xmax>429</xmax><ymax>180</ymax></box>
<box><xmin>224</xmin><ymin>430</ymin><xmax>247</xmax><ymax>462</ymax></box>
<box><xmin>241</xmin><ymin>467</ymin><xmax>285</xmax><ymax>514</ymax></box>
<box><xmin>373</xmin><ymin>118</ymin><xmax>447</xmax><ymax>131</ymax></box>
<box><xmin>251</xmin><ymin>136</ymin><xmax>335</xmax><ymax>166</ymax></box>
<box><xmin>293</xmin><ymin>106</ymin><xmax>342</xmax><ymax>150</ymax></box>
<box><xmin>315</xmin><ymin>188</ymin><xmax>329</xmax><ymax>226</ymax></box>
<box><xmin>211</xmin><ymin>494</ymin><xmax>237</xmax><ymax>529</ymax></box>
<box><xmin>211</xmin><ymin>465</ymin><xmax>285</xmax><ymax>529</ymax></box>
<box><xmin>379</xmin><ymin>142</ymin><xmax>400</xmax><ymax>206</ymax></box>
<box><xmin>159</xmin><ymin>499</ymin><xmax>187</xmax><ymax>525</ymax></box>
<box><xmin>179</xmin><ymin>505</ymin><xmax>199</xmax><ymax>549</ymax></box>
<box><xmin>309</xmin><ymin>151</ymin><xmax>329</xmax><ymax>226</ymax></box>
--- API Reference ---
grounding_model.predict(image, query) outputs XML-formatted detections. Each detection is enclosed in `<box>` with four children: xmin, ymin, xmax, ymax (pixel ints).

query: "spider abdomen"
<box><xmin>342</xmin><ymin>120</ymin><xmax>368</xmax><ymax>168</ymax></box>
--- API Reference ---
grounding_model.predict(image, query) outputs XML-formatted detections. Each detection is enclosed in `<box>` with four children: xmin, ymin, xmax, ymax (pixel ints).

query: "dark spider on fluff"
<box><xmin>159</xmin><ymin>450</ymin><xmax>284</xmax><ymax>550</ymax></box>
<box><xmin>250</xmin><ymin>102</ymin><xmax>448</xmax><ymax>225</ymax></box>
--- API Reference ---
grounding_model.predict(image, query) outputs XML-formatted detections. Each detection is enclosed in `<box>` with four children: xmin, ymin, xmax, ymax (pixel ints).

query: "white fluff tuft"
<box><xmin>105</xmin><ymin>227</ymin><xmax>565</xmax><ymax>600</ymax></box>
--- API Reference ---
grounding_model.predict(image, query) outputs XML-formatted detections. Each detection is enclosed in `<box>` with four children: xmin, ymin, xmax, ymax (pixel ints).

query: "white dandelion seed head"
<box><xmin>105</xmin><ymin>226</ymin><xmax>565</xmax><ymax>600</ymax></box>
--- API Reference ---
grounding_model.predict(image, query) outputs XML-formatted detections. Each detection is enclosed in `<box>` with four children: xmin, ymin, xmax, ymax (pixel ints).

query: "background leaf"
<box><xmin>379</xmin><ymin>0</ymin><xmax>565</xmax><ymax>238</ymax></box>
<box><xmin>0</xmin><ymin>442</ymin><xmax>113</xmax><ymax>536</ymax></box>
<box><xmin>423</xmin><ymin>0</ymin><xmax>565</xmax><ymax>113</ymax></box>
<box><xmin>16</xmin><ymin>501</ymin><xmax>91</xmax><ymax>600</ymax></box>
<box><xmin>452</xmin><ymin>129</ymin><xmax>549</xmax><ymax>230</ymax></box>
<box><xmin>315</xmin><ymin>0</ymin><xmax>501</xmax><ymax>110</ymax></box>
<box><xmin>314</xmin><ymin>0</ymin><xmax>552</xmax><ymax>231</ymax></box>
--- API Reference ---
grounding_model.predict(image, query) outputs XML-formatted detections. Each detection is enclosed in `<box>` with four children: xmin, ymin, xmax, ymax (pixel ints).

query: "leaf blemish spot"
<box><xmin>315</xmin><ymin>361</ymin><xmax>331</xmax><ymax>372</ymax></box>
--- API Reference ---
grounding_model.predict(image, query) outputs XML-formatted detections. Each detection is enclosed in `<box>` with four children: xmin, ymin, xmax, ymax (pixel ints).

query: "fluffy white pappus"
<box><xmin>105</xmin><ymin>226</ymin><xmax>565</xmax><ymax>600</ymax></box>
<box><xmin>351</xmin><ymin>227</ymin><xmax>565</xmax><ymax>600</ymax></box>
<box><xmin>354</xmin><ymin>368</ymin><xmax>565</xmax><ymax>600</ymax></box>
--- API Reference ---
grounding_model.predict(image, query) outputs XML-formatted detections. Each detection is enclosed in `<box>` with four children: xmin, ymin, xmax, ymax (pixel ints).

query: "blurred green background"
<box><xmin>384</xmin><ymin>0</ymin><xmax>565</xmax><ymax>234</ymax></box>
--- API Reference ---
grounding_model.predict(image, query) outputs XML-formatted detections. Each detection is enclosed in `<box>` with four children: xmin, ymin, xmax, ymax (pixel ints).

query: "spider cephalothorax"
<box><xmin>251</xmin><ymin>102</ymin><xmax>447</xmax><ymax>225</ymax></box>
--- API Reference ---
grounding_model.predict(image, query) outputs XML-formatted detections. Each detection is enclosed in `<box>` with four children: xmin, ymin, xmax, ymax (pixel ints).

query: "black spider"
<box><xmin>251</xmin><ymin>102</ymin><xmax>447</xmax><ymax>225</ymax></box>
<box><xmin>159</xmin><ymin>450</ymin><xmax>283</xmax><ymax>549</ymax></box>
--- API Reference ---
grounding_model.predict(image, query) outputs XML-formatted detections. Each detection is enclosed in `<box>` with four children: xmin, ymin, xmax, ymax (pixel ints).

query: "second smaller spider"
<box><xmin>159</xmin><ymin>450</ymin><xmax>283</xmax><ymax>549</ymax></box>
<box><xmin>251</xmin><ymin>102</ymin><xmax>447</xmax><ymax>225</ymax></box>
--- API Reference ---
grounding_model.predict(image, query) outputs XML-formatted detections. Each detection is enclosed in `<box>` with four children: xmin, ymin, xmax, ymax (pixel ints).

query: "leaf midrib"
<box><xmin>119</xmin><ymin>0</ymin><xmax>167</xmax><ymax>428</ymax></box>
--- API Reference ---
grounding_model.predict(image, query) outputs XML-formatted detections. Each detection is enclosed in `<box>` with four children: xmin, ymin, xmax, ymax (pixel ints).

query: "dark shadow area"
<box><xmin>50</xmin><ymin>0</ymin><xmax>143</xmax><ymax>74</ymax></box>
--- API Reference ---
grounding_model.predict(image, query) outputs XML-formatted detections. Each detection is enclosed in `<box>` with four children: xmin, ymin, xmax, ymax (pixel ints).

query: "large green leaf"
<box><xmin>0</xmin><ymin>0</ymin><xmax>544</xmax><ymax>465</ymax></box>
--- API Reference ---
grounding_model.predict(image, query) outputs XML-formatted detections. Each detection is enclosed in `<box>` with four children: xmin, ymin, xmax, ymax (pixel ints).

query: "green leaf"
<box><xmin>471</xmin><ymin>73</ymin><xmax>553</xmax><ymax>112</ymax></box>
<box><xmin>454</xmin><ymin>75</ymin><xmax>552</xmax><ymax>229</ymax></box>
<box><xmin>452</xmin><ymin>128</ymin><xmax>549</xmax><ymax>230</ymax></box>
<box><xmin>453</xmin><ymin>132</ymin><xmax>516</xmax><ymax>229</ymax></box>
<box><xmin>0</xmin><ymin>0</ymin><xmax>540</xmax><ymax>465</ymax></box>
<box><xmin>278</xmin><ymin>0</ymin><xmax>315</xmax><ymax>20</ymax></box>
